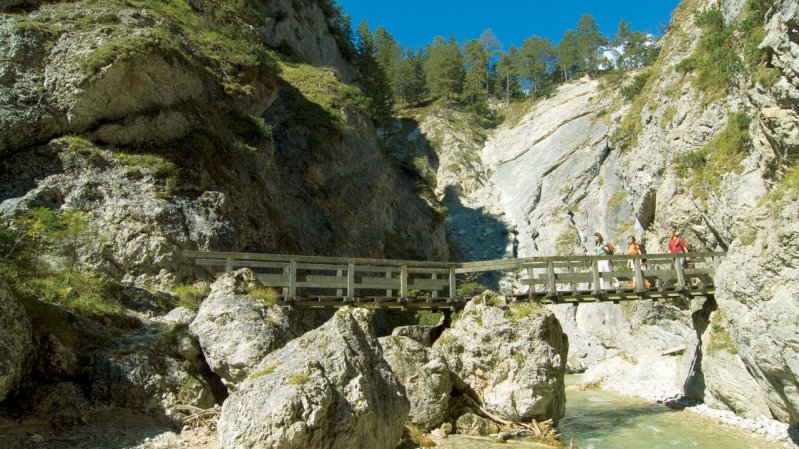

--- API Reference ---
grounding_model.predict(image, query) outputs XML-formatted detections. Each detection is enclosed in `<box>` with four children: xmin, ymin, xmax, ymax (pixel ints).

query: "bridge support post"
<box><xmin>674</xmin><ymin>256</ymin><xmax>686</xmax><ymax>290</ymax></box>
<box><xmin>634</xmin><ymin>257</ymin><xmax>645</xmax><ymax>295</ymax></box>
<box><xmin>400</xmin><ymin>265</ymin><xmax>408</xmax><ymax>299</ymax></box>
<box><xmin>591</xmin><ymin>258</ymin><xmax>601</xmax><ymax>296</ymax></box>
<box><xmin>546</xmin><ymin>261</ymin><xmax>556</xmax><ymax>299</ymax></box>
<box><xmin>288</xmin><ymin>259</ymin><xmax>297</xmax><ymax>299</ymax></box>
<box><xmin>347</xmin><ymin>263</ymin><xmax>355</xmax><ymax>300</ymax></box>
<box><xmin>448</xmin><ymin>268</ymin><xmax>456</xmax><ymax>302</ymax></box>
<box><xmin>225</xmin><ymin>257</ymin><xmax>233</xmax><ymax>272</ymax></box>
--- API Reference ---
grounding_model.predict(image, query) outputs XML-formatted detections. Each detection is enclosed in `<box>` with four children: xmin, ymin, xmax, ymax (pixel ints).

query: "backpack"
<box><xmin>605</xmin><ymin>243</ymin><xmax>615</xmax><ymax>254</ymax></box>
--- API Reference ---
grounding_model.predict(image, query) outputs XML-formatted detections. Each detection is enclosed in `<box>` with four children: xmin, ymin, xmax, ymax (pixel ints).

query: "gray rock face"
<box><xmin>189</xmin><ymin>269</ymin><xmax>302</xmax><ymax>384</ymax></box>
<box><xmin>262</xmin><ymin>0</ymin><xmax>356</xmax><ymax>82</ymax></box>
<box><xmin>379</xmin><ymin>335</ymin><xmax>453</xmax><ymax>430</ymax></box>
<box><xmin>433</xmin><ymin>294</ymin><xmax>568</xmax><ymax>423</ymax></box>
<box><xmin>218</xmin><ymin>307</ymin><xmax>409</xmax><ymax>449</ymax></box>
<box><xmin>0</xmin><ymin>279</ymin><xmax>32</xmax><ymax>402</ymax></box>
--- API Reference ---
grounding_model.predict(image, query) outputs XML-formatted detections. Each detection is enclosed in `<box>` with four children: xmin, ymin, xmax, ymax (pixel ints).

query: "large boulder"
<box><xmin>218</xmin><ymin>307</ymin><xmax>409</xmax><ymax>449</ymax></box>
<box><xmin>189</xmin><ymin>269</ymin><xmax>303</xmax><ymax>384</ymax></box>
<box><xmin>433</xmin><ymin>294</ymin><xmax>568</xmax><ymax>423</ymax></box>
<box><xmin>379</xmin><ymin>335</ymin><xmax>453</xmax><ymax>430</ymax></box>
<box><xmin>0</xmin><ymin>279</ymin><xmax>33</xmax><ymax>402</ymax></box>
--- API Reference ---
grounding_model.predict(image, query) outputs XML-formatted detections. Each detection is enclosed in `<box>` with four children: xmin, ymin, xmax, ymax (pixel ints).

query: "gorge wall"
<box><xmin>410</xmin><ymin>0</ymin><xmax>798</xmax><ymax>428</ymax></box>
<box><xmin>0</xmin><ymin>0</ymin><xmax>448</xmax><ymax>288</ymax></box>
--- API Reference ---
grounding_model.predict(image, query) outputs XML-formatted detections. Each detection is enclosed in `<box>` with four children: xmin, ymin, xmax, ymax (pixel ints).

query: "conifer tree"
<box><xmin>556</xmin><ymin>30</ymin><xmax>581</xmax><ymax>81</ymax></box>
<box><xmin>493</xmin><ymin>46</ymin><xmax>522</xmax><ymax>105</ymax></box>
<box><xmin>355</xmin><ymin>21</ymin><xmax>394</xmax><ymax>134</ymax></box>
<box><xmin>373</xmin><ymin>26</ymin><xmax>403</xmax><ymax>94</ymax></box>
<box><xmin>395</xmin><ymin>46</ymin><xmax>427</xmax><ymax>104</ymax></box>
<box><xmin>424</xmin><ymin>35</ymin><xmax>464</xmax><ymax>103</ymax></box>
<box><xmin>519</xmin><ymin>35</ymin><xmax>554</xmax><ymax>95</ymax></box>
<box><xmin>463</xmin><ymin>39</ymin><xmax>490</xmax><ymax>111</ymax></box>
<box><xmin>576</xmin><ymin>13</ymin><xmax>608</xmax><ymax>74</ymax></box>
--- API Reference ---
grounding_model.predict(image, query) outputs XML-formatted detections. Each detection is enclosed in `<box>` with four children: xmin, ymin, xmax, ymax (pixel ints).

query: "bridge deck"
<box><xmin>180</xmin><ymin>250</ymin><xmax>724</xmax><ymax>309</ymax></box>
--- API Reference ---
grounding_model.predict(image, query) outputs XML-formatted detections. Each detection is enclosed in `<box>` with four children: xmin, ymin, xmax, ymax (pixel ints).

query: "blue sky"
<box><xmin>337</xmin><ymin>0</ymin><xmax>682</xmax><ymax>50</ymax></box>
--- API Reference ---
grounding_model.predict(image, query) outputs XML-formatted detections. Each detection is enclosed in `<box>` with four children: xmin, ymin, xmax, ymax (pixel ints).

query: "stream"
<box><xmin>434</xmin><ymin>376</ymin><xmax>782</xmax><ymax>449</ymax></box>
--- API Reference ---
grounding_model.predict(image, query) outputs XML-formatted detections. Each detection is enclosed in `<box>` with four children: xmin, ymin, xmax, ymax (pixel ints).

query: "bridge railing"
<box><xmin>180</xmin><ymin>250</ymin><xmax>461</xmax><ymax>304</ymax></box>
<box><xmin>180</xmin><ymin>250</ymin><xmax>725</xmax><ymax>305</ymax></box>
<box><xmin>457</xmin><ymin>252</ymin><xmax>723</xmax><ymax>301</ymax></box>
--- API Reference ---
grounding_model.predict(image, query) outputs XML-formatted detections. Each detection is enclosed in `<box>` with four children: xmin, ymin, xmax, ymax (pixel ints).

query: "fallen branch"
<box><xmin>462</xmin><ymin>394</ymin><xmax>560</xmax><ymax>442</ymax></box>
<box><xmin>174</xmin><ymin>404</ymin><xmax>220</xmax><ymax>430</ymax></box>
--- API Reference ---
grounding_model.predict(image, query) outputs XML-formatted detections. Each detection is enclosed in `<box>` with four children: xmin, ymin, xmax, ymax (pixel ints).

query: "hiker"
<box><xmin>627</xmin><ymin>235</ymin><xmax>650</xmax><ymax>289</ymax></box>
<box><xmin>594</xmin><ymin>232</ymin><xmax>620</xmax><ymax>289</ymax></box>
<box><xmin>667</xmin><ymin>227</ymin><xmax>689</xmax><ymax>254</ymax></box>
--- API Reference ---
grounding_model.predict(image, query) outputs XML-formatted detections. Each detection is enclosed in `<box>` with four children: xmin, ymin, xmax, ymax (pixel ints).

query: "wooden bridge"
<box><xmin>180</xmin><ymin>251</ymin><xmax>724</xmax><ymax>310</ymax></box>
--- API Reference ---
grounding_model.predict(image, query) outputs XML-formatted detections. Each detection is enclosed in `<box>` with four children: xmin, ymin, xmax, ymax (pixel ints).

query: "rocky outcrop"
<box><xmin>0</xmin><ymin>0</ymin><xmax>449</xmax><ymax>284</ymax></box>
<box><xmin>262</xmin><ymin>0</ymin><xmax>356</xmax><ymax>82</ymax></box>
<box><xmin>189</xmin><ymin>269</ymin><xmax>306</xmax><ymax>384</ymax></box>
<box><xmin>432</xmin><ymin>294</ymin><xmax>568</xmax><ymax>423</ymax></box>
<box><xmin>379</xmin><ymin>335</ymin><xmax>453</xmax><ymax>430</ymax></box>
<box><xmin>0</xmin><ymin>279</ymin><xmax>32</xmax><ymax>402</ymax></box>
<box><xmin>218</xmin><ymin>307</ymin><xmax>409</xmax><ymax>449</ymax></box>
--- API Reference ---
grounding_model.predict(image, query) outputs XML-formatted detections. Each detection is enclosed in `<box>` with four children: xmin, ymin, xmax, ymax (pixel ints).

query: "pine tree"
<box><xmin>493</xmin><ymin>46</ymin><xmax>522</xmax><ymax>105</ymax></box>
<box><xmin>556</xmin><ymin>30</ymin><xmax>581</xmax><ymax>81</ymax></box>
<box><xmin>424</xmin><ymin>35</ymin><xmax>464</xmax><ymax>103</ymax></box>
<box><xmin>463</xmin><ymin>39</ymin><xmax>490</xmax><ymax>111</ymax></box>
<box><xmin>576</xmin><ymin>13</ymin><xmax>608</xmax><ymax>74</ymax></box>
<box><xmin>355</xmin><ymin>21</ymin><xmax>394</xmax><ymax>134</ymax></box>
<box><xmin>395</xmin><ymin>46</ymin><xmax>427</xmax><ymax>105</ymax></box>
<box><xmin>373</xmin><ymin>26</ymin><xmax>403</xmax><ymax>94</ymax></box>
<box><xmin>519</xmin><ymin>35</ymin><xmax>554</xmax><ymax>95</ymax></box>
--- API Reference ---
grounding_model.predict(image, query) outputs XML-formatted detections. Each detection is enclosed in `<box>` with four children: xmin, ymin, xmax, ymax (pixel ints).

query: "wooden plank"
<box><xmin>357</xmin><ymin>281</ymin><xmax>401</xmax><ymax>289</ymax></box>
<box><xmin>296</xmin><ymin>262</ymin><xmax>347</xmax><ymax>271</ymax></box>
<box><xmin>360</xmin><ymin>276</ymin><xmax>399</xmax><ymax>285</ymax></box>
<box><xmin>411</xmin><ymin>278</ymin><xmax>451</xmax><ymax>289</ymax></box>
<box><xmin>400</xmin><ymin>265</ymin><xmax>408</xmax><ymax>299</ymax></box>
<box><xmin>591</xmin><ymin>258</ymin><xmax>601</xmax><ymax>295</ymax></box>
<box><xmin>634</xmin><ymin>259</ymin><xmax>645</xmax><ymax>293</ymax></box>
<box><xmin>674</xmin><ymin>257</ymin><xmax>686</xmax><ymax>290</ymax></box>
<box><xmin>408</xmin><ymin>267</ymin><xmax>450</xmax><ymax>274</ymax></box>
<box><xmin>449</xmin><ymin>268</ymin><xmax>456</xmax><ymax>301</ymax></box>
<box><xmin>256</xmin><ymin>274</ymin><xmax>290</xmax><ymax>287</ymax></box>
<box><xmin>296</xmin><ymin>280</ymin><xmax>348</xmax><ymax>289</ymax></box>
<box><xmin>347</xmin><ymin>263</ymin><xmax>355</xmax><ymax>299</ymax></box>
<box><xmin>546</xmin><ymin>261</ymin><xmax>556</xmax><ymax>297</ymax></box>
<box><xmin>288</xmin><ymin>259</ymin><xmax>297</xmax><ymax>298</ymax></box>
<box><xmin>180</xmin><ymin>250</ymin><xmax>459</xmax><ymax>268</ymax></box>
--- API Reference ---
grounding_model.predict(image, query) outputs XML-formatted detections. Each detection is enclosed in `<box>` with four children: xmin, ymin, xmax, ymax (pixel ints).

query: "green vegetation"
<box><xmin>555</xmin><ymin>229</ymin><xmax>580</xmax><ymax>256</ymax></box>
<box><xmin>249</xmin><ymin>364</ymin><xmax>281</xmax><ymax>380</ymax></box>
<box><xmin>279</xmin><ymin>62</ymin><xmax>370</xmax><ymax>129</ymax></box>
<box><xmin>751</xmin><ymin>66</ymin><xmax>781</xmax><ymax>88</ymax></box>
<box><xmin>607</xmin><ymin>191</ymin><xmax>628</xmax><ymax>209</ymax></box>
<box><xmin>172</xmin><ymin>284</ymin><xmax>208</xmax><ymax>310</ymax></box>
<box><xmin>287</xmin><ymin>373</ymin><xmax>310</xmax><ymax>385</ymax></box>
<box><xmin>248</xmin><ymin>286</ymin><xmax>279</xmax><ymax>306</ymax></box>
<box><xmin>1</xmin><ymin>208</ymin><xmax>136</xmax><ymax>329</ymax></box>
<box><xmin>456</xmin><ymin>281</ymin><xmax>488</xmax><ymax>297</ymax></box>
<box><xmin>676</xmin><ymin>0</ymin><xmax>775</xmax><ymax>100</ymax></box>
<box><xmin>416</xmin><ymin>310</ymin><xmax>444</xmax><ymax>326</ymax></box>
<box><xmin>707</xmin><ymin>311</ymin><xmax>738</xmax><ymax>355</ymax></box>
<box><xmin>621</xmin><ymin>70</ymin><xmax>651</xmax><ymax>100</ymax></box>
<box><xmin>661</xmin><ymin>106</ymin><xmax>678</xmax><ymax>129</ymax></box>
<box><xmin>765</xmin><ymin>165</ymin><xmax>799</xmax><ymax>203</ymax></box>
<box><xmin>505</xmin><ymin>302</ymin><xmax>544</xmax><ymax>320</ymax></box>
<box><xmin>674</xmin><ymin>111</ymin><xmax>752</xmax><ymax>202</ymax></box>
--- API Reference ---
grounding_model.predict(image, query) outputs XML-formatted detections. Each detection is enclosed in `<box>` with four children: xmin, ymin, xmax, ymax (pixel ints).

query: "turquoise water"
<box><xmin>558</xmin><ymin>383</ymin><xmax>782</xmax><ymax>449</ymax></box>
<box><xmin>436</xmin><ymin>377</ymin><xmax>782</xmax><ymax>449</ymax></box>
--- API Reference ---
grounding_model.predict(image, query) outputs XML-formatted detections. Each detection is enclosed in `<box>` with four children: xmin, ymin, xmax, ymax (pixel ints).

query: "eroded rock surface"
<box><xmin>0</xmin><ymin>279</ymin><xmax>32</xmax><ymax>402</ymax></box>
<box><xmin>433</xmin><ymin>294</ymin><xmax>568</xmax><ymax>423</ymax></box>
<box><xmin>218</xmin><ymin>307</ymin><xmax>408</xmax><ymax>449</ymax></box>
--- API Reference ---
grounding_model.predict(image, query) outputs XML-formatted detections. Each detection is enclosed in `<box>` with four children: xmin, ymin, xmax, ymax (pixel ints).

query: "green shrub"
<box><xmin>172</xmin><ymin>284</ymin><xmax>208</xmax><ymax>310</ymax></box>
<box><xmin>751</xmin><ymin>66</ymin><xmax>780</xmax><ymax>87</ymax></box>
<box><xmin>248</xmin><ymin>286</ymin><xmax>279</xmax><ymax>306</ymax></box>
<box><xmin>416</xmin><ymin>310</ymin><xmax>443</xmax><ymax>326</ymax></box>
<box><xmin>674</xmin><ymin>111</ymin><xmax>751</xmax><ymax>201</ymax></box>
<box><xmin>707</xmin><ymin>310</ymin><xmax>737</xmax><ymax>355</ymax></box>
<box><xmin>621</xmin><ymin>71</ymin><xmax>651</xmax><ymax>101</ymax></box>
<box><xmin>456</xmin><ymin>281</ymin><xmax>488</xmax><ymax>297</ymax></box>
<box><xmin>505</xmin><ymin>302</ymin><xmax>543</xmax><ymax>320</ymax></box>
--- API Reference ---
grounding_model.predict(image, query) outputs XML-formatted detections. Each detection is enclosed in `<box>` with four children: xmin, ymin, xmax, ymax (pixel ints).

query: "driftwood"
<box><xmin>461</xmin><ymin>394</ymin><xmax>560</xmax><ymax>442</ymax></box>
<box><xmin>174</xmin><ymin>404</ymin><xmax>220</xmax><ymax>430</ymax></box>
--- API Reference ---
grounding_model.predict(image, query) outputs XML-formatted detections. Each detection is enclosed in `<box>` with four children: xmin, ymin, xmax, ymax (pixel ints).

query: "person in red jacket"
<box><xmin>667</xmin><ymin>227</ymin><xmax>689</xmax><ymax>254</ymax></box>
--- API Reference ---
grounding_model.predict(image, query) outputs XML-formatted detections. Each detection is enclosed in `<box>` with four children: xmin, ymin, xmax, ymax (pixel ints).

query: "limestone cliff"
<box><xmin>403</xmin><ymin>0</ymin><xmax>798</xmax><ymax>428</ymax></box>
<box><xmin>0</xmin><ymin>0</ymin><xmax>449</xmax><ymax>287</ymax></box>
